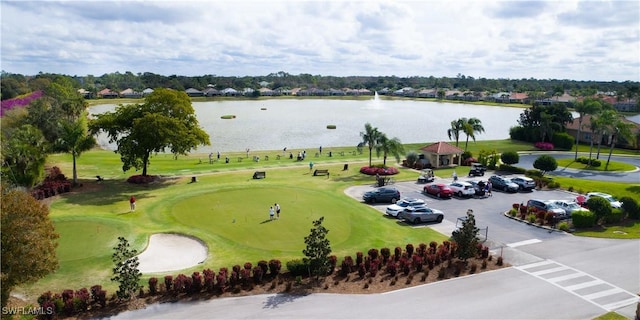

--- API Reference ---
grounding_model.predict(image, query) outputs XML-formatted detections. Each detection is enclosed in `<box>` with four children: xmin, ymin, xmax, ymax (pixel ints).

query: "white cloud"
<box><xmin>1</xmin><ymin>0</ymin><xmax>638</xmax><ymax>81</ymax></box>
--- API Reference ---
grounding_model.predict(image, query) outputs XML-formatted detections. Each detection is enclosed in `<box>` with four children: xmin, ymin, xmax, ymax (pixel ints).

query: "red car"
<box><xmin>423</xmin><ymin>183</ymin><xmax>454</xmax><ymax>198</ymax></box>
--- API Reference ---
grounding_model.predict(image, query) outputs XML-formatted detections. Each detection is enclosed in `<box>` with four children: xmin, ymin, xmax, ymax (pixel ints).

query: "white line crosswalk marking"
<box><xmin>516</xmin><ymin>259</ymin><xmax>639</xmax><ymax>311</ymax></box>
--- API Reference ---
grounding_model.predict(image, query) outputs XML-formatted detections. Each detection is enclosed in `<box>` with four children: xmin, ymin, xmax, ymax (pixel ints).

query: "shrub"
<box><xmin>406</xmin><ymin>243</ymin><xmax>414</xmax><ymax>257</ymax></box>
<box><xmin>508</xmin><ymin>208</ymin><xmax>517</xmax><ymax>217</ymax></box>
<box><xmin>405</xmin><ymin>151</ymin><xmax>419</xmax><ymax>168</ymax></box>
<box><xmin>557</xmin><ymin>221</ymin><xmax>570</xmax><ymax>232</ymax></box>
<box><xmin>552</xmin><ymin>132</ymin><xmax>574</xmax><ymax>150</ymax></box>
<box><xmin>572</xmin><ymin>210</ymin><xmax>596</xmax><ymax>228</ymax></box>
<box><xmin>359</xmin><ymin>166</ymin><xmax>399</xmax><ymax>176</ymax></box>
<box><xmin>252</xmin><ymin>266</ymin><xmax>264</xmax><ymax>283</ymax></box>
<box><xmin>286</xmin><ymin>259</ymin><xmax>309</xmax><ymax>277</ymax></box>
<box><xmin>547</xmin><ymin>181</ymin><xmax>560</xmax><ymax>189</ymax></box>
<box><xmin>526</xmin><ymin>214</ymin><xmax>537</xmax><ymax>223</ymax></box>
<box><xmin>367</xmin><ymin>248</ymin><xmax>379</xmax><ymax>260</ymax></box>
<box><xmin>461</xmin><ymin>151</ymin><xmax>473</xmax><ymax>161</ymax></box>
<box><xmin>499</xmin><ymin>164</ymin><xmax>526</xmax><ymax>174</ymax></box>
<box><xmin>127</xmin><ymin>175</ymin><xmax>158</xmax><ymax>184</ymax></box>
<box><xmin>191</xmin><ymin>272</ymin><xmax>202</xmax><ymax>293</ymax></box>
<box><xmin>604</xmin><ymin>209</ymin><xmax>625</xmax><ymax>224</ymax></box>
<box><xmin>534</xmin><ymin>142</ymin><xmax>554</xmax><ymax>150</ymax></box>
<box><xmin>496</xmin><ymin>256</ymin><xmax>503</xmax><ymax>266</ymax></box>
<box><xmin>525</xmin><ymin>169</ymin><xmax>543</xmax><ymax>178</ymax></box>
<box><xmin>328</xmin><ymin>255</ymin><xmax>338</xmax><ymax>274</ymax></box>
<box><xmin>586</xmin><ymin>196</ymin><xmax>612</xmax><ymax>223</ymax></box>
<box><xmin>533</xmin><ymin>155</ymin><xmax>558</xmax><ymax>175</ymax></box>
<box><xmin>500</xmin><ymin>151</ymin><xmax>519</xmax><ymax>165</ymax></box>
<box><xmin>380</xmin><ymin>247</ymin><xmax>391</xmax><ymax>263</ymax></box>
<box><xmin>268</xmin><ymin>259</ymin><xmax>282</xmax><ymax>275</ymax></box>
<box><xmin>340</xmin><ymin>256</ymin><xmax>354</xmax><ymax>276</ymax></box>
<box><xmin>148</xmin><ymin>277</ymin><xmax>158</xmax><ymax>295</ymax></box>
<box><xmin>620</xmin><ymin>197</ymin><xmax>639</xmax><ymax>219</ymax></box>
<box><xmin>164</xmin><ymin>275</ymin><xmax>173</xmax><ymax>292</ymax></box>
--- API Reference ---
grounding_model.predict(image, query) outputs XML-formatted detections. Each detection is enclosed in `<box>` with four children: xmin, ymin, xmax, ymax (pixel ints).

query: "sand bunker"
<box><xmin>137</xmin><ymin>234</ymin><xmax>208</xmax><ymax>274</ymax></box>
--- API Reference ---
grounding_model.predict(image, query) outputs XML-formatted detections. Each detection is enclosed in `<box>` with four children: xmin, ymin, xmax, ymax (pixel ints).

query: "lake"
<box><xmin>90</xmin><ymin>98</ymin><xmax>525</xmax><ymax>153</ymax></box>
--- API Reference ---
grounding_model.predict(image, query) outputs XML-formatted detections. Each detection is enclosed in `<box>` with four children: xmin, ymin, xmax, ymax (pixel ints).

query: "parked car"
<box><xmin>466</xmin><ymin>180</ymin><xmax>487</xmax><ymax>197</ymax></box>
<box><xmin>423</xmin><ymin>183</ymin><xmax>453</xmax><ymax>198</ymax></box>
<box><xmin>527</xmin><ymin>199</ymin><xmax>568</xmax><ymax>219</ymax></box>
<box><xmin>550</xmin><ymin>200</ymin><xmax>590</xmax><ymax>215</ymax></box>
<box><xmin>488</xmin><ymin>175</ymin><xmax>519</xmax><ymax>193</ymax></box>
<box><xmin>398</xmin><ymin>205</ymin><xmax>444</xmax><ymax>224</ymax></box>
<box><xmin>385</xmin><ymin>198</ymin><xmax>426</xmax><ymax>217</ymax></box>
<box><xmin>511</xmin><ymin>176</ymin><xmax>536</xmax><ymax>191</ymax></box>
<box><xmin>468</xmin><ymin>163</ymin><xmax>487</xmax><ymax>177</ymax></box>
<box><xmin>448</xmin><ymin>181</ymin><xmax>476</xmax><ymax>198</ymax></box>
<box><xmin>581</xmin><ymin>192</ymin><xmax>623</xmax><ymax>208</ymax></box>
<box><xmin>363</xmin><ymin>187</ymin><xmax>401</xmax><ymax>204</ymax></box>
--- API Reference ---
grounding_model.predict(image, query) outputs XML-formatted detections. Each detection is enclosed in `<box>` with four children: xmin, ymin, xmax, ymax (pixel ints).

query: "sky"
<box><xmin>1</xmin><ymin>0</ymin><xmax>639</xmax><ymax>82</ymax></box>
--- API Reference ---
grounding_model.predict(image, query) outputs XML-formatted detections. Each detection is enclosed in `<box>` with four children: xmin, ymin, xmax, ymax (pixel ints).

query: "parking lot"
<box><xmin>345</xmin><ymin>175</ymin><xmax>580</xmax><ymax>247</ymax></box>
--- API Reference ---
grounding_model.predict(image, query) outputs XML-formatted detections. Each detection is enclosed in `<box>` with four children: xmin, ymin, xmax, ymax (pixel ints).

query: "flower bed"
<box><xmin>534</xmin><ymin>142</ymin><xmax>554</xmax><ymax>150</ymax></box>
<box><xmin>127</xmin><ymin>175</ymin><xmax>159</xmax><ymax>184</ymax></box>
<box><xmin>1</xmin><ymin>90</ymin><xmax>43</xmax><ymax>116</ymax></box>
<box><xmin>359</xmin><ymin>166</ymin><xmax>399</xmax><ymax>176</ymax></box>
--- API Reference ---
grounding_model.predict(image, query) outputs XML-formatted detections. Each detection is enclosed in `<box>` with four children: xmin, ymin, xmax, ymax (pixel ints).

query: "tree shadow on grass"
<box><xmin>60</xmin><ymin>177</ymin><xmax>178</xmax><ymax>206</ymax></box>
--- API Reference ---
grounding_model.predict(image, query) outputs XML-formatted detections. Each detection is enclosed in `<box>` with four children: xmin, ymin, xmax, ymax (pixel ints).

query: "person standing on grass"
<box><xmin>309</xmin><ymin>161</ymin><xmax>314</xmax><ymax>171</ymax></box>
<box><xmin>275</xmin><ymin>203</ymin><xmax>281</xmax><ymax>219</ymax></box>
<box><xmin>129</xmin><ymin>196</ymin><xmax>136</xmax><ymax>212</ymax></box>
<box><xmin>269</xmin><ymin>206</ymin><xmax>275</xmax><ymax>220</ymax></box>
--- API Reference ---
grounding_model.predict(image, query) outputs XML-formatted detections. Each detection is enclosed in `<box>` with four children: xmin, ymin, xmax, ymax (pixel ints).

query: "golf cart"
<box><xmin>468</xmin><ymin>163</ymin><xmax>487</xmax><ymax>177</ymax></box>
<box><xmin>417</xmin><ymin>169</ymin><xmax>435</xmax><ymax>183</ymax></box>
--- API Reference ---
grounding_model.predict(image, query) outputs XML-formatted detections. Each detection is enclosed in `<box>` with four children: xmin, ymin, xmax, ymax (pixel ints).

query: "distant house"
<box><xmin>242</xmin><ymin>88</ymin><xmax>255</xmax><ymax>96</ymax></box>
<box><xmin>142</xmin><ymin>88</ymin><xmax>154</xmax><ymax>96</ymax></box>
<box><xmin>185</xmin><ymin>88</ymin><xmax>204</xmax><ymax>97</ymax></box>
<box><xmin>259</xmin><ymin>87</ymin><xmax>274</xmax><ymax>96</ymax></box>
<box><xmin>97</xmin><ymin>88</ymin><xmax>118</xmax><ymax>99</ymax></box>
<box><xmin>508</xmin><ymin>92</ymin><xmax>529</xmax><ymax>104</ymax></box>
<box><xmin>119</xmin><ymin>88</ymin><xmax>142</xmax><ymax>98</ymax></box>
<box><xmin>417</xmin><ymin>89</ymin><xmax>436</xmax><ymax>98</ymax></box>
<box><xmin>221</xmin><ymin>88</ymin><xmax>239</xmax><ymax>96</ymax></box>
<box><xmin>203</xmin><ymin>87</ymin><xmax>220</xmax><ymax>96</ymax></box>
<box><xmin>77</xmin><ymin>88</ymin><xmax>94</xmax><ymax>99</ymax></box>
<box><xmin>566</xmin><ymin>115</ymin><xmax>640</xmax><ymax>150</ymax></box>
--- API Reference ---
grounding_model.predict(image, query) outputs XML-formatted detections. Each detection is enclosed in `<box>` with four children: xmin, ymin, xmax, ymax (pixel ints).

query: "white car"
<box><xmin>551</xmin><ymin>200</ymin><xmax>590</xmax><ymax>215</ymax></box>
<box><xmin>385</xmin><ymin>198</ymin><xmax>426</xmax><ymax>217</ymax></box>
<box><xmin>448</xmin><ymin>181</ymin><xmax>476</xmax><ymax>197</ymax></box>
<box><xmin>583</xmin><ymin>192</ymin><xmax>623</xmax><ymax>208</ymax></box>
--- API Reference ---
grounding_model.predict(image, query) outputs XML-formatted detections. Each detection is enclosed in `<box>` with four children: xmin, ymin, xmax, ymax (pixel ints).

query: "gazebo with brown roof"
<box><xmin>420</xmin><ymin>141</ymin><xmax>464</xmax><ymax>168</ymax></box>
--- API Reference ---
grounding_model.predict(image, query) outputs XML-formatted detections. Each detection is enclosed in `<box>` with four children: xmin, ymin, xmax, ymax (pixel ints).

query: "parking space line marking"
<box><xmin>507</xmin><ymin>238</ymin><xmax>542</xmax><ymax>248</ymax></box>
<box><xmin>549</xmin><ymin>273</ymin><xmax>587</xmax><ymax>283</ymax></box>
<box><xmin>531</xmin><ymin>266</ymin><xmax>568</xmax><ymax>276</ymax></box>
<box><xmin>602</xmin><ymin>297</ymin><xmax>640</xmax><ymax>311</ymax></box>
<box><xmin>518</xmin><ymin>260</ymin><xmax>554</xmax><ymax>269</ymax></box>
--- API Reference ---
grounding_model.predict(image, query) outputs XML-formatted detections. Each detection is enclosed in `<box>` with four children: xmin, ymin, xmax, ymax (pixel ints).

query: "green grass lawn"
<box><xmin>21</xmin><ymin>139</ymin><xmax>639</xmax><ymax>299</ymax></box>
<box><xmin>556</xmin><ymin>158</ymin><xmax>637</xmax><ymax>172</ymax></box>
<box><xmin>21</xmin><ymin>162</ymin><xmax>447</xmax><ymax>298</ymax></box>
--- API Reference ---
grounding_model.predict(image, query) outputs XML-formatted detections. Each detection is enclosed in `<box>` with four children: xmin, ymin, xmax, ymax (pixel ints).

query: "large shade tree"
<box><xmin>375</xmin><ymin>133</ymin><xmax>404</xmax><ymax>167</ymax></box>
<box><xmin>360</xmin><ymin>123</ymin><xmax>381</xmax><ymax>167</ymax></box>
<box><xmin>90</xmin><ymin>88</ymin><xmax>210</xmax><ymax>176</ymax></box>
<box><xmin>462</xmin><ymin>117</ymin><xmax>485</xmax><ymax>151</ymax></box>
<box><xmin>1</xmin><ymin>186</ymin><xmax>59</xmax><ymax>307</ymax></box>
<box><xmin>1</xmin><ymin>124</ymin><xmax>49</xmax><ymax>187</ymax></box>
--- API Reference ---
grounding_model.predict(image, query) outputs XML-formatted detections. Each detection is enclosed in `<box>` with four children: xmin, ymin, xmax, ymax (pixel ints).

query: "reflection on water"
<box><xmin>91</xmin><ymin>99</ymin><xmax>524</xmax><ymax>153</ymax></box>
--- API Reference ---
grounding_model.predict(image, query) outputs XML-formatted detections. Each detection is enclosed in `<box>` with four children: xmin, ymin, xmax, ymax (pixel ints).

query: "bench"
<box><xmin>96</xmin><ymin>176</ymin><xmax>104</xmax><ymax>182</ymax></box>
<box><xmin>313</xmin><ymin>169</ymin><xmax>329</xmax><ymax>177</ymax></box>
<box><xmin>253</xmin><ymin>171</ymin><xmax>266</xmax><ymax>179</ymax></box>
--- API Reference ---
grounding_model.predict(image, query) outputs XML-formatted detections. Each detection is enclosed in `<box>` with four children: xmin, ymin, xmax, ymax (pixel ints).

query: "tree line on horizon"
<box><xmin>2</xmin><ymin>71</ymin><xmax>639</xmax><ymax>103</ymax></box>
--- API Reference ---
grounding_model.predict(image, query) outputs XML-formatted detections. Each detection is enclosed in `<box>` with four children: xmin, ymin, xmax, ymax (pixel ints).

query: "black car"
<box><xmin>468</xmin><ymin>163</ymin><xmax>487</xmax><ymax>177</ymax></box>
<box><xmin>363</xmin><ymin>187</ymin><xmax>401</xmax><ymax>204</ymax></box>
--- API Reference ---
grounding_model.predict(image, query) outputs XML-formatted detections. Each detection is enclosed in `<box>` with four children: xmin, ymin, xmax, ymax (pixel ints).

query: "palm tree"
<box><xmin>447</xmin><ymin>118</ymin><xmax>465</xmax><ymax>147</ymax></box>
<box><xmin>573</xmin><ymin>99</ymin><xmax>602</xmax><ymax>160</ymax></box>
<box><xmin>360</xmin><ymin>123</ymin><xmax>380</xmax><ymax>167</ymax></box>
<box><xmin>603</xmin><ymin>116</ymin><xmax>633</xmax><ymax>171</ymax></box>
<box><xmin>462</xmin><ymin>118</ymin><xmax>485</xmax><ymax>151</ymax></box>
<box><xmin>594</xmin><ymin>110</ymin><xmax>617</xmax><ymax>159</ymax></box>
<box><xmin>54</xmin><ymin>116</ymin><xmax>96</xmax><ymax>185</ymax></box>
<box><xmin>375</xmin><ymin>133</ymin><xmax>404</xmax><ymax>167</ymax></box>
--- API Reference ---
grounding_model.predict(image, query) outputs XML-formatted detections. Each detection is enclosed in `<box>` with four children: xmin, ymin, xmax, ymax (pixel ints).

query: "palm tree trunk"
<box><xmin>605</xmin><ymin>134</ymin><xmax>615</xmax><ymax>171</ymax></box>
<box><xmin>574</xmin><ymin>119</ymin><xmax>582</xmax><ymax>160</ymax></box>
<box><xmin>588</xmin><ymin>137</ymin><xmax>594</xmax><ymax>166</ymax></box>
<box><xmin>368</xmin><ymin>147</ymin><xmax>373</xmax><ymax>167</ymax></box>
<box><xmin>464</xmin><ymin>136</ymin><xmax>470</xmax><ymax>151</ymax></box>
<box><xmin>596</xmin><ymin>132</ymin><xmax>603</xmax><ymax>159</ymax></box>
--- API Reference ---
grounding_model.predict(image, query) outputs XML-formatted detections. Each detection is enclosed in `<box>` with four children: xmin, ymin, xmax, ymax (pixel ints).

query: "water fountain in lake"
<box><xmin>365</xmin><ymin>91</ymin><xmax>383</xmax><ymax>109</ymax></box>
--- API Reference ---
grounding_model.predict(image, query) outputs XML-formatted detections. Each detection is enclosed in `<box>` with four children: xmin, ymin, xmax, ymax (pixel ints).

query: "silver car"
<box><xmin>511</xmin><ymin>176</ymin><xmax>536</xmax><ymax>191</ymax></box>
<box><xmin>385</xmin><ymin>198</ymin><xmax>426</xmax><ymax>217</ymax></box>
<box><xmin>398</xmin><ymin>205</ymin><xmax>444</xmax><ymax>224</ymax></box>
<box><xmin>551</xmin><ymin>200</ymin><xmax>590</xmax><ymax>215</ymax></box>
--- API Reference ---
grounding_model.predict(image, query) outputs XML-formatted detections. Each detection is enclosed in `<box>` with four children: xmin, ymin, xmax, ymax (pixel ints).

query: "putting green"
<box><xmin>55</xmin><ymin>219</ymin><xmax>128</xmax><ymax>262</ymax></box>
<box><xmin>170</xmin><ymin>186</ymin><xmax>351</xmax><ymax>251</ymax></box>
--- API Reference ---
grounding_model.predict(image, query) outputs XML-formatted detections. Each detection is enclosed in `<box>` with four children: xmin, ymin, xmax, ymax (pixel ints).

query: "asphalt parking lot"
<box><xmin>345</xmin><ymin>174</ymin><xmax>582</xmax><ymax>247</ymax></box>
